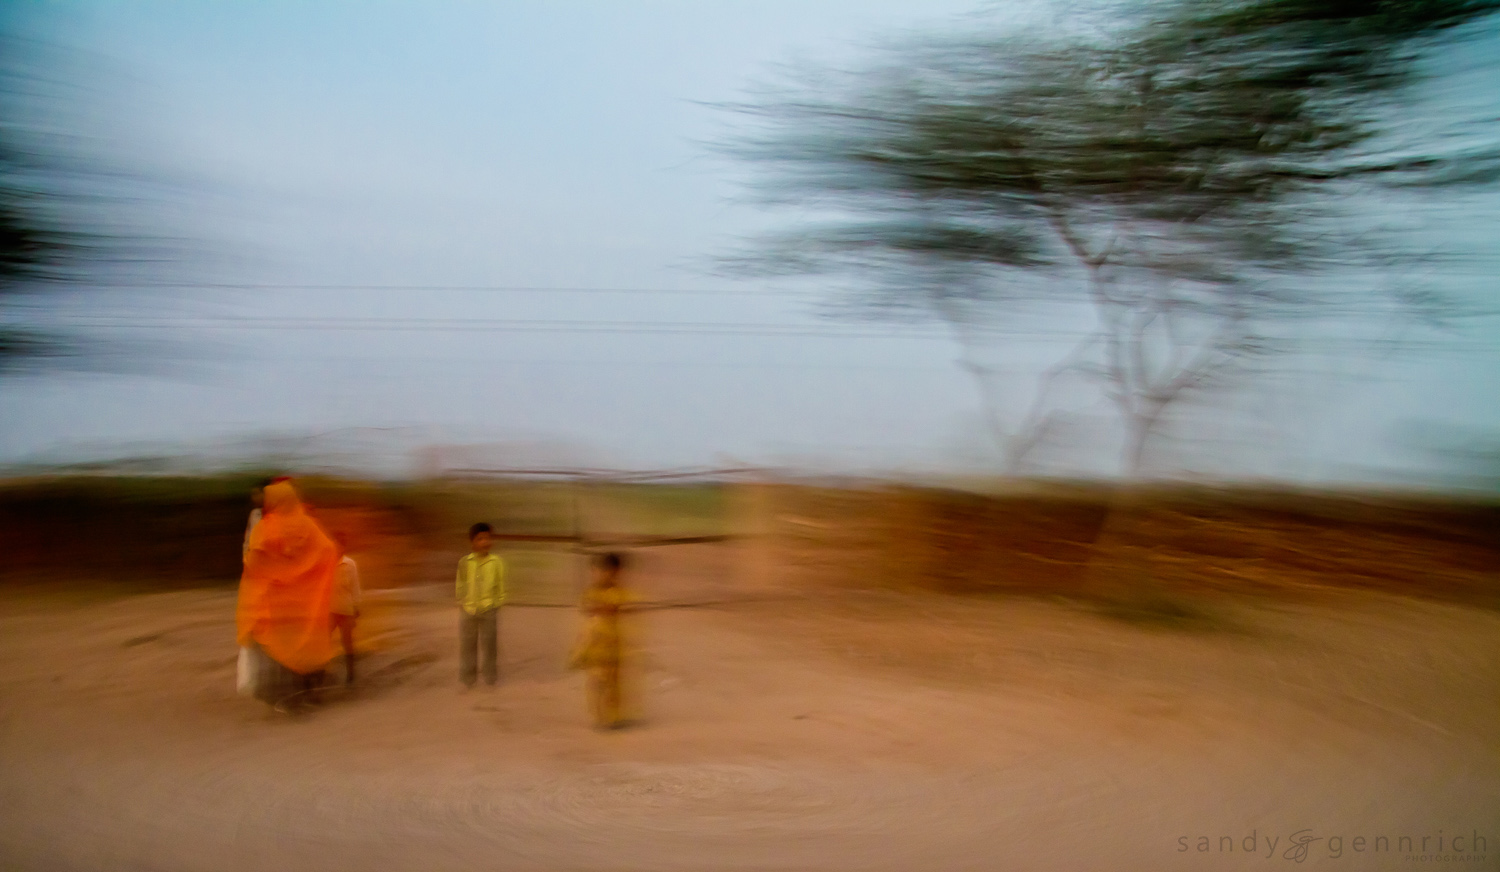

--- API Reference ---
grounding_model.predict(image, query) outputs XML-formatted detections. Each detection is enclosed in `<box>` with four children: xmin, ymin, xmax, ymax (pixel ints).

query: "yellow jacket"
<box><xmin>456</xmin><ymin>552</ymin><xmax>506</xmax><ymax>614</ymax></box>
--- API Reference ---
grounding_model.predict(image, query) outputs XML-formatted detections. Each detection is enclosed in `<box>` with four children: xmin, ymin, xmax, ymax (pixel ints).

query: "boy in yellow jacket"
<box><xmin>456</xmin><ymin>522</ymin><xmax>506</xmax><ymax>688</ymax></box>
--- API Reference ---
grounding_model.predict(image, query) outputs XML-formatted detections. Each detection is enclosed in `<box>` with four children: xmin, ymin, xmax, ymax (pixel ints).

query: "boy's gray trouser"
<box><xmin>459</xmin><ymin>608</ymin><xmax>499</xmax><ymax>686</ymax></box>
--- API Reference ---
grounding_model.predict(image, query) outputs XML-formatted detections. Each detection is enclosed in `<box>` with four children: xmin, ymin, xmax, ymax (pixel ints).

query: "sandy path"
<box><xmin>0</xmin><ymin>582</ymin><xmax>1496</xmax><ymax>871</ymax></box>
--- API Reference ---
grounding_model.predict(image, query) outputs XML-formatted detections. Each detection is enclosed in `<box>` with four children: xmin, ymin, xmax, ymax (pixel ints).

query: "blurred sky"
<box><xmin>0</xmin><ymin>1</ymin><xmax>1496</xmax><ymax>481</ymax></box>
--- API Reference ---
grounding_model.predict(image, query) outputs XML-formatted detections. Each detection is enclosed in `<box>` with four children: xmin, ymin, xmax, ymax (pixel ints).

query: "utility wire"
<box><xmin>123</xmin><ymin>283</ymin><xmax>814</xmax><ymax>296</ymax></box>
<box><xmin>16</xmin><ymin>314</ymin><xmax>1500</xmax><ymax>347</ymax></box>
<box><xmin>15</xmin><ymin>315</ymin><xmax>957</xmax><ymax>337</ymax></box>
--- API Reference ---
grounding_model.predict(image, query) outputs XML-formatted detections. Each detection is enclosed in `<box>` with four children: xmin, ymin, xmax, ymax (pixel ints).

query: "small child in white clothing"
<box><xmin>330</xmin><ymin>534</ymin><xmax>362</xmax><ymax>686</ymax></box>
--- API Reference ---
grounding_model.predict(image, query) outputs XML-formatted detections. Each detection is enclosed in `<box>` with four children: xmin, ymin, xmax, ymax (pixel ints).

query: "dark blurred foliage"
<box><xmin>0</xmin><ymin>133</ymin><xmax>67</xmax><ymax>284</ymax></box>
<box><xmin>0</xmin><ymin>473</ymin><xmax>429</xmax><ymax>585</ymax></box>
<box><xmin>0</xmin><ymin>54</ymin><xmax>79</xmax><ymax>364</ymax></box>
<box><xmin>0</xmin><ymin>474</ymin><xmax>268</xmax><ymax>582</ymax></box>
<box><xmin>0</xmin><ymin>19</ymin><xmax>176</xmax><ymax>372</ymax></box>
<box><xmin>724</xmin><ymin>0</ymin><xmax>1500</xmax><ymax>473</ymax></box>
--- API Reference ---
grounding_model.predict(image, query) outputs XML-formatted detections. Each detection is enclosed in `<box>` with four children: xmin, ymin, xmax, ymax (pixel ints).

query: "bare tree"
<box><xmin>722</xmin><ymin>0</ymin><xmax>1500</xmax><ymax>478</ymax></box>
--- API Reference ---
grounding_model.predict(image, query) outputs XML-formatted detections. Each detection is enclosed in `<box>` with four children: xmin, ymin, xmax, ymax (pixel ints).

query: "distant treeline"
<box><xmin>0</xmin><ymin>474</ymin><xmax>725</xmax><ymax>587</ymax></box>
<box><xmin>0</xmin><ymin>475</ymin><xmax>1495</xmax><ymax>606</ymax></box>
<box><xmin>0</xmin><ymin>475</ymin><xmax>428</xmax><ymax>584</ymax></box>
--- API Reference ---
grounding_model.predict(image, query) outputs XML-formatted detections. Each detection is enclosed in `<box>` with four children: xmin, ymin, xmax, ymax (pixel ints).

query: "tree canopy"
<box><xmin>725</xmin><ymin>0</ymin><xmax>1500</xmax><ymax>474</ymax></box>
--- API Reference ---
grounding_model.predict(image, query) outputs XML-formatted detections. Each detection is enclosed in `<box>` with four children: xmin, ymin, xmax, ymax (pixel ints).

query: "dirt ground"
<box><xmin>1</xmin><ymin>576</ymin><xmax>1497</xmax><ymax>872</ymax></box>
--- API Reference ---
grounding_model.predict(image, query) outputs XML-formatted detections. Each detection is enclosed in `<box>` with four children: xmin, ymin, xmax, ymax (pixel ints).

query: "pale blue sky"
<box><xmin>0</xmin><ymin>1</ymin><xmax>1496</xmax><ymax>481</ymax></box>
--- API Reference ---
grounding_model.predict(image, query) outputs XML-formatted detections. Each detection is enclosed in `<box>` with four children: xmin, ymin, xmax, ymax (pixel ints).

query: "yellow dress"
<box><xmin>569</xmin><ymin>586</ymin><xmax>627</xmax><ymax>727</ymax></box>
<box><xmin>569</xmin><ymin>586</ymin><xmax>623</xmax><ymax>667</ymax></box>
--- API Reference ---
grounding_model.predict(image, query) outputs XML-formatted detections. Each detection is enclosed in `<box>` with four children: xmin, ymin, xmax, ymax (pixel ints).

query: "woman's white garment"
<box><xmin>331</xmin><ymin>555</ymin><xmax>362</xmax><ymax>616</ymax></box>
<box><xmin>236</xmin><ymin>644</ymin><xmax>269</xmax><ymax>696</ymax></box>
<box><xmin>242</xmin><ymin>508</ymin><xmax>262</xmax><ymax>558</ymax></box>
<box><xmin>238</xmin><ymin>507</ymin><xmax>266</xmax><ymax>694</ymax></box>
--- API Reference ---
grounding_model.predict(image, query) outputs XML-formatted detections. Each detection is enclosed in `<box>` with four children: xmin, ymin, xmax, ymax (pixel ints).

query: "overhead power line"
<box><xmin>131</xmin><ymin>283</ymin><xmax>815</xmax><ymax>296</ymax></box>
<box><xmin>16</xmin><ymin>314</ymin><xmax>1500</xmax><ymax>348</ymax></box>
<box><xmin>22</xmin><ymin>315</ymin><xmax>959</xmax><ymax>338</ymax></box>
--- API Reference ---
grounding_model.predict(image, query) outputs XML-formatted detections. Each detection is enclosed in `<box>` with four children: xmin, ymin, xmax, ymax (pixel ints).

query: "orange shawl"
<box><xmin>236</xmin><ymin>481</ymin><xmax>338</xmax><ymax>674</ymax></box>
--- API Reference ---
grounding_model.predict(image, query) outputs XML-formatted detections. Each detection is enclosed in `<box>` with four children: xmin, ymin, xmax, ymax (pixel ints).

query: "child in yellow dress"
<box><xmin>570</xmin><ymin>552</ymin><xmax>628</xmax><ymax>729</ymax></box>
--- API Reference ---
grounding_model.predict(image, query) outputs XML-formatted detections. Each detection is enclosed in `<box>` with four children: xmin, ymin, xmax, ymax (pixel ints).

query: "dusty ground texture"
<box><xmin>1</xmin><ymin>579</ymin><xmax>1497</xmax><ymax>872</ymax></box>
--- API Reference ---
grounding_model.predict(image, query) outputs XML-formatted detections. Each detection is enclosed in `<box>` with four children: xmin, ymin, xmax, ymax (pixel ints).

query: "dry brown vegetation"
<box><xmin>2</xmin><ymin>475</ymin><xmax>1495</xmax><ymax>609</ymax></box>
<box><xmin>754</xmin><ymin>482</ymin><xmax>1500</xmax><ymax>608</ymax></box>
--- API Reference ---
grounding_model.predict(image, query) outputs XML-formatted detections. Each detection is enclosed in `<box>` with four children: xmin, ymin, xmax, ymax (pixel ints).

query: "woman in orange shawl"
<box><xmin>237</xmin><ymin>479</ymin><xmax>339</xmax><ymax>709</ymax></box>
